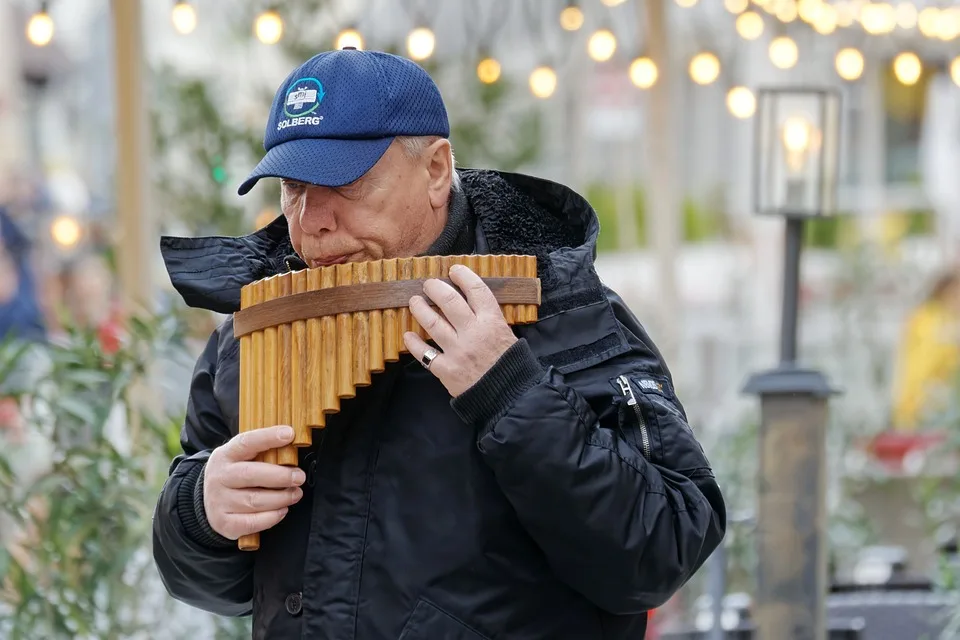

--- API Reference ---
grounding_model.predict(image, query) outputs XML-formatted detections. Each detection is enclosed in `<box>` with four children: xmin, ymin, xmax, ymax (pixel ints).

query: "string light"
<box><xmin>736</xmin><ymin>11</ymin><xmax>765</xmax><ymax>40</ymax></box>
<box><xmin>254</xmin><ymin>10</ymin><xmax>283</xmax><ymax>44</ymax></box>
<box><xmin>476</xmin><ymin>57</ymin><xmax>501</xmax><ymax>84</ymax></box>
<box><xmin>629</xmin><ymin>56</ymin><xmax>658</xmax><ymax>89</ymax></box>
<box><xmin>917</xmin><ymin>7</ymin><xmax>940</xmax><ymax>38</ymax></box>
<box><xmin>407</xmin><ymin>27</ymin><xmax>435</xmax><ymax>60</ymax></box>
<box><xmin>937</xmin><ymin>8</ymin><xmax>960</xmax><ymax>41</ymax></box>
<box><xmin>559</xmin><ymin>4</ymin><xmax>585</xmax><ymax>31</ymax></box>
<box><xmin>893</xmin><ymin>51</ymin><xmax>921</xmax><ymax>85</ymax></box>
<box><xmin>726</xmin><ymin>86</ymin><xmax>756</xmax><ymax>119</ymax></box>
<box><xmin>775</xmin><ymin>1</ymin><xmax>798</xmax><ymax>22</ymax></box>
<box><xmin>26</xmin><ymin>3</ymin><xmax>54</xmax><ymax>47</ymax></box>
<box><xmin>689</xmin><ymin>52</ymin><xmax>721</xmax><ymax>85</ymax></box>
<box><xmin>171</xmin><ymin>1</ymin><xmax>196</xmax><ymax>35</ymax></box>
<box><xmin>51</xmin><ymin>216</ymin><xmax>81</xmax><ymax>248</ymax></box>
<box><xmin>861</xmin><ymin>2</ymin><xmax>896</xmax><ymax>34</ymax></box>
<box><xmin>812</xmin><ymin>5</ymin><xmax>838</xmax><ymax>34</ymax></box>
<box><xmin>895</xmin><ymin>2</ymin><xmax>918</xmax><ymax>29</ymax></box>
<box><xmin>335</xmin><ymin>28</ymin><xmax>364</xmax><ymax>50</ymax></box>
<box><xmin>769</xmin><ymin>35</ymin><xmax>798</xmax><ymax>69</ymax></box>
<box><xmin>797</xmin><ymin>0</ymin><xmax>824</xmax><ymax>24</ymax></box>
<box><xmin>529</xmin><ymin>66</ymin><xmax>557</xmax><ymax>98</ymax></box>
<box><xmin>675</xmin><ymin>0</ymin><xmax>698</xmax><ymax>7</ymax></box>
<box><xmin>951</xmin><ymin>56</ymin><xmax>960</xmax><ymax>88</ymax></box>
<box><xmin>835</xmin><ymin>47</ymin><xmax>864</xmax><ymax>81</ymax></box>
<box><xmin>724</xmin><ymin>0</ymin><xmax>749</xmax><ymax>14</ymax></box>
<box><xmin>587</xmin><ymin>29</ymin><xmax>617</xmax><ymax>62</ymax></box>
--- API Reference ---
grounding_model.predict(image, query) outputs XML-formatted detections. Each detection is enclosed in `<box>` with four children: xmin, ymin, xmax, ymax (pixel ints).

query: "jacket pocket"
<box><xmin>398</xmin><ymin>599</ymin><xmax>491</xmax><ymax>640</ymax></box>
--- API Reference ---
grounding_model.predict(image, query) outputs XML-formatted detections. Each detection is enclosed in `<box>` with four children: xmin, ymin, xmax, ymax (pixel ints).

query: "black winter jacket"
<box><xmin>153</xmin><ymin>169</ymin><xmax>726</xmax><ymax>639</ymax></box>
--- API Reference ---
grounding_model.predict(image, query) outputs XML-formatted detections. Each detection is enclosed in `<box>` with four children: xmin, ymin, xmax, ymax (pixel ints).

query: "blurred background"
<box><xmin>1</xmin><ymin>0</ymin><xmax>960</xmax><ymax>637</ymax></box>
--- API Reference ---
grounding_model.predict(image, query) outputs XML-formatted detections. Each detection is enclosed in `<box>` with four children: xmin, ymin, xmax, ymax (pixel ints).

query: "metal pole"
<box><xmin>111</xmin><ymin>0</ymin><xmax>153</xmax><ymax>316</ymax></box>
<box><xmin>779</xmin><ymin>217</ymin><xmax>803</xmax><ymax>365</ymax></box>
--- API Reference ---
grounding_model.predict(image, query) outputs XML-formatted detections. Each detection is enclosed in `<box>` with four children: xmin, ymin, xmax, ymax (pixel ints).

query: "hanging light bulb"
<box><xmin>812</xmin><ymin>4</ymin><xmax>839</xmax><ymax>34</ymax></box>
<box><xmin>937</xmin><ymin>7</ymin><xmax>960</xmax><ymax>41</ymax></box>
<box><xmin>835</xmin><ymin>47</ymin><xmax>864</xmax><ymax>81</ymax></box>
<box><xmin>629</xmin><ymin>56</ymin><xmax>658</xmax><ymax>89</ymax></box>
<box><xmin>51</xmin><ymin>215</ymin><xmax>81</xmax><ymax>248</ymax></box>
<box><xmin>861</xmin><ymin>2</ymin><xmax>896</xmax><ymax>34</ymax></box>
<box><xmin>797</xmin><ymin>0</ymin><xmax>824</xmax><ymax>24</ymax></box>
<box><xmin>559</xmin><ymin>4</ymin><xmax>585</xmax><ymax>30</ymax></box>
<box><xmin>477</xmin><ymin>57</ymin><xmax>501</xmax><ymax>84</ymax></box>
<box><xmin>255</xmin><ymin>9</ymin><xmax>283</xmax><ymax>44</ymax></box>
<box><xmin>587</xmin><ymin>29</ymin><xmax>617</xmax><ymax>62</ymax></box>
<box><xmin>171</xmin><ymin>1</ymin><xmax>197</xmax><ymax>35</ymax></box>
<box><xmin>724</xmin><ymin>0</ymin><xmax>749</xmax><ymax>14</ymax></box>
<box><xmin>736</xmin><ymin>11</ymin><xmax>764</xmax><ymax>40</ymax></box>
<box><xmin>529</xmin><ymin>66</ymin><xmax>557</xmax><ymax>98</ymax></box>
<box><xmin>917</xmin><ymin>7</ymin><xmax>940</xmax><ymax>38</ymax></box>
<box><xmin>769</xmin><ymin>35</ymin><xmax>798</xmax><ymax>69</ymax></box>
<box><xmin>26</xmin><ymin>3</ymin><xmax>54</xmax><ymax>47</ymax></box>
<box><xmin>951</xmin><ymin>56</ymin><xmax>960</xmax><ymax>88</ymax></box>
<box><xmin>407</xmin><ymin>27</ymin><xmax>435</xmax><ymax>60</ymax></box>
<box><xmin>895</xmin><ymin>2</ymin><xmax>918</xmax><ymax>29</ymax></box>
<box><xmin>335</xmin><ymin>28</ymin><xmax>364</xmax><ymax>50</ymax></box>
<box><xmin>689</xmin><ymin>52</ymin><xmax>721</xmax><ymax>85</ymax></box>
<box><xmin>726</xmin><ymin>86</ymin><xmax>756</xmax><ymax>119</ymax></box>
<box><xmin>775</xmin><ymin>1</ymin><xmax>798</xmax><ymax>22</ymax></box>
<box><xmin>893</xmin><ymin>51</ymin><xmax>921</xmax><ymax>85</ymax></box>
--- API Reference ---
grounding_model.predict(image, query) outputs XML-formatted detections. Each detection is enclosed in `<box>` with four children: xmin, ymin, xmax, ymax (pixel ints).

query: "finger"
<box><xmin>226</xmin><ymin>425</ymin><xmax>295</xmax><ymax>461</ymax></box>
<box><xmin>403</xmin><ymin>332</ymin><xmax>448</xmax><ymax>377</ymax></box>
<box><xmin>447</xmin><ymin>265</ymin><xmax>500</xmax><ymax>317</ymax></box>
<box><xmin>221</xmin><ymin>461</ymin><xmax>306</xmax><ymax>489</ymax></box>
<box><xmin>421</xmin><ymin>278</ymin><xmax>475</xmax><ymax>329</ymax></box>
<box><xmin>226</xmin><ymin>508</ymin><xmax>290</xmax><ymax>539</ymax></box>
<box><xmin>225</xmin><ymin>486</ymin><xmax>304</xmax><ymax>514</ymax></box>
<box><xmin>408</xmin><ymin>295</ymin><xmax>457</xmax><ymax>348</ymax></box>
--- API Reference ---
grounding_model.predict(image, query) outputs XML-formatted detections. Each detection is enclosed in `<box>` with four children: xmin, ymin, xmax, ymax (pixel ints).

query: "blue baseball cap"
<box><xmin>238</xmin><ymin>49</ymin><xmax>450</xmax><ymax>196</ymax></box>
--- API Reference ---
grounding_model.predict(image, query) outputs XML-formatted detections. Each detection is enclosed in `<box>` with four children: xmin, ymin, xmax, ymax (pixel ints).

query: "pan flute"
<box><xmin>232</xmin><ymin>254</ymin><xmax>540</xmax><ymax>550</ymax></box>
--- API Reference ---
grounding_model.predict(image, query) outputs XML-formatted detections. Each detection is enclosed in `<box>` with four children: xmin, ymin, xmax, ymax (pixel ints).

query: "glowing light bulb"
<box><xmin>26</xmin><ymin>9</ymin><xmax>54</xmax><ymax>46</ymax></box>
<box><xmin>769</xmin><ymin>36</ymin><xmax>798</xmax><ymax>69</ymax></box>
<box><xmin>835</xmin><ymin>47</ymin><xmax>864</xmax><ymax>81</ymax></box>
<box><xmin>736</xmin><ymin>11</ymin><xmax>765</xmax><ymax>40</ymax></box>
<box><xmin>629</xmin><ymin>57</ymin><xmax>658</xmax><ymax>89</ymax></box>
<box><xmin>675</xmin><ymin>0</ymin><xmax>698</xmax><ymax>7</ymax></box>
<box><xmin>951</xmin><ymin>56</ymin><xmax>960</xmax><ymax>88</ymax></box>
<box><xmin>254</xmin><ymin>10</ymin><xmax>283</xmax><ymax>44</ymax></box>
<box><xmin>782</xmin><ymin>117</ymin><xmax>812</xmax><ymax>153</ymax></box>
<box><xmin>724</xmin><ymin>0</ymin><xmax>749</xmax><ymax>13</ymax></box>
<box><xmin>918</xmin><ymin>8</ymin><xmax>940</xmax><ymax>38</ymax></box>
<box><xmin>407</xmin><ymin>27</ymin><xmax>435</xmax><ymax>60</ymax></box>
<box><xmin>587</xmin><ymin>29</ymin><xmax>617</xmax><ymax>62</ymax></box>
<box><xmin>477</xmin><ymin>57</ymin><xmax>501</xmax><ymax>84</ymax></box>
<box><xmin>51</xmin><ymin>216</ymin><xmax>81</xmax><ymax>248</ymax></box>
<box><xmin>893</xmin><ymin>51</ymin><xmax>921</xmax><ymax>86</ymax></box>
<box><xmin>689</xmin><ymin>52</ymin><xmax>720</xmax><ymax>85</ymax></box>
<box><xmin>895</xmin><ymin>2</ymin><xmax>918</xmax><ymax>29</ymax></box>
<box><xmin>529</xmin><ymin>66</ymin><xmax>557</xmax><ymax>99</ymax></box>
<box><xmin>559</xmin><ymin>5</ymin><xmax>584</xmax><ymax>31</ymax></box>
<box><xmin>335</xmin><ymin>28</ymin><xmax>363</xmax><ymax>50</ymax></box>
<box><xmin>171</xmin><ymin>2</ymin><xmax>197</xmax><ymax>35</ymax></box>
<box><xmin>726</xmin><ymin>86</ymin><xmax>756</xmax><ymax>119</ymax></box>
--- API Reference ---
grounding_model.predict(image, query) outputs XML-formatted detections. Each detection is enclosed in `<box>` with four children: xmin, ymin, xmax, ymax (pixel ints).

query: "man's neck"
<box><xmin>421</xmin><ymin>187</ymin><xmax>474</xmax><ymax>257</ymax></box>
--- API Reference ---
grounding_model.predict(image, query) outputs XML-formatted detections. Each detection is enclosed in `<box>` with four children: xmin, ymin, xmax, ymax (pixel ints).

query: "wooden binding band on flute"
<box><xmin>234</xmin><ymin>254</ymin><xmax>540</xmax><ymax>551</ymax></box>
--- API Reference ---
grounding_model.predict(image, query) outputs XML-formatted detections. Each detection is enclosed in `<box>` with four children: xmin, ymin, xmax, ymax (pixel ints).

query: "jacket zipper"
<box><xmin>617</xmin><ymin>375</ymin><xmax>652</xmax><ymax>460</ymax></box>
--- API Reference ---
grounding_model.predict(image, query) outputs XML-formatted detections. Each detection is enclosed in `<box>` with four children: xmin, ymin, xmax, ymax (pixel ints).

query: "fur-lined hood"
<box><xmin>159</xmin><ymin>169</ymin><xmax>606</xmax><ymax>319</ymax></box>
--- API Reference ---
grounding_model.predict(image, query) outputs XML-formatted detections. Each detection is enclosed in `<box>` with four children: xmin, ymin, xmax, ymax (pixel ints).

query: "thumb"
<box><xmin>227</xmin><ymin>425</ymin><xmax>295</xmax><ymax>461</ymax></box>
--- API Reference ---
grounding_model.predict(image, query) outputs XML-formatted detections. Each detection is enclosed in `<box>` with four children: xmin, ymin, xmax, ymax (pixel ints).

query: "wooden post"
<box><xmin>111</xmin><ymin>0</ymin><xmax>153</xmax><ymax>317</ymax></box>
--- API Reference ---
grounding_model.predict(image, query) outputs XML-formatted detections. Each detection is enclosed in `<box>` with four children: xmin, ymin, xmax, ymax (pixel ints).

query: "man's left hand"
<box><xmin>403</xmin><ymin>264</ymin><xmax>518</xmax><ymax>397</ymax></box>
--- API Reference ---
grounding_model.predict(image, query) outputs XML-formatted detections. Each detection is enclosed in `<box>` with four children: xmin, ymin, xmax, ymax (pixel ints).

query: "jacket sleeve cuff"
<box><xmin>451</xmin><ymin>338</ymin><xmax>545</xmax><ymax>431</ymax></box>
<box><xmin>177</xmin><ymin>461</ymin><xmax>236</xmax><ymax>550</ymax></box>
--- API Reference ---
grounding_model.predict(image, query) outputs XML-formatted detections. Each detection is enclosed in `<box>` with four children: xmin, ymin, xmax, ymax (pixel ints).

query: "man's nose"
<box><xmin>298</xmin><ymin>189</ymin><xmax>337</xmax><ymax>234</ymax></box>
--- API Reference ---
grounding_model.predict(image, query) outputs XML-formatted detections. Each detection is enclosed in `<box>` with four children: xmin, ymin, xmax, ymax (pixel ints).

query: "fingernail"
<box><xmin>292</xmin><ymin>469</ymin><xmax>306</xmax><ymax>485</ymax></box>
<box><xmin>279</xmin><ymin>426</ymin><xmax>294</xmax><ymax>439</ymax></box>
<box><xmin>280</xmin><ymin>507</ymin><xmax>289</xmax><ymax>516</ymax></box>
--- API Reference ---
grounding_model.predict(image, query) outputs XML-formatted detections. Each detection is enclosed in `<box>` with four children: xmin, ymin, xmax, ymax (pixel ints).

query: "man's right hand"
<box><xmin>203</xmin><ymin>425</ymin><xmax>305</xmax><ymax>540</ymax></box>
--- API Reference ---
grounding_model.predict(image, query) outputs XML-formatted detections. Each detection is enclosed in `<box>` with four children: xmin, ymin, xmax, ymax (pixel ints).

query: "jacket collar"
<box><xmin>159</xmin><ymin>169</ymin><xmax>603</xmax><ymax>316</ymax></box>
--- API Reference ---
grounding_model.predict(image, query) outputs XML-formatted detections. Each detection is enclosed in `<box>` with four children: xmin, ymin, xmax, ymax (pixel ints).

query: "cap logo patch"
<box><xmin>278</xmin><ymin>77</ymin><xmax>325</xmax><ymax>131</ymax></box>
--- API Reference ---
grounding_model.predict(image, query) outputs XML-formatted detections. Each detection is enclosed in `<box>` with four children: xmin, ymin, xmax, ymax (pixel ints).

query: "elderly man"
<box><xmin>154</xmin><ymin>49</ymin><xmax>725</xmax><ymax>640</ymax></box>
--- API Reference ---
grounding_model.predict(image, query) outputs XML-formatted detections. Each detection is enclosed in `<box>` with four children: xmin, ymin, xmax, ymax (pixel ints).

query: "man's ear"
<box><xmin>424</xmin><ymin>138</ymin><xmax>453</xmax><ymax>209</ymax></box>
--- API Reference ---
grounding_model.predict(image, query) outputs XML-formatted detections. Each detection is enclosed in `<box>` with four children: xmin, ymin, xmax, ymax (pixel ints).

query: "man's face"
<box><xmin>280</xmin><ymin>138</ymin><xmax>452</xmax><ymax>267</ymax></box>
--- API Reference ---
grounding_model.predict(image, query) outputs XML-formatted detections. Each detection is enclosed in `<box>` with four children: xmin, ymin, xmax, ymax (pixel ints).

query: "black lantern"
<box><xmin>744</xmin><ymin>87</ymin><xmax>843</xmax><ymax>640</ymax></box>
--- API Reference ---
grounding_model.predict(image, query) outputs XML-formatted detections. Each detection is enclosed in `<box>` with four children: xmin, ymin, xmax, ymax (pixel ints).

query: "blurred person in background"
<box><xmin>892</xmin><ymin>268</ymin><xmax>960</xmax><ymax>430</ymax></box>
<box><xmin>153</xmin><ymin>49</ymin><xmax>725</xmax><ymax>639</ymax></box>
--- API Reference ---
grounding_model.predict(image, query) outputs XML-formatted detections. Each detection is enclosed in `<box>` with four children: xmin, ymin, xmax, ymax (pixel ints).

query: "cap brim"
<box><xmin>237</xmin><ymin>136</ymin><xmax>395</xmax><ymax>195</ymax></box>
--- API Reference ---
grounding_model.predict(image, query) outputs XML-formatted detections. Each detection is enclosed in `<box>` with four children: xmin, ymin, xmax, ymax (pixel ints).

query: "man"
<box><xmin>154</xmin><ymin>49</ymin><xmax>725</xmax><ymax>639</ymax></box>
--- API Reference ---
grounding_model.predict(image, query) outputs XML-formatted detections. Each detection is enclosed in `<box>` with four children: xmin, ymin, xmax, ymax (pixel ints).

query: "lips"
<box><xmin>309</xmin><ymin>255</ymin><xmax>349</xmax><ymax>267</ymax></box>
